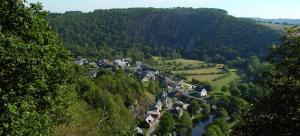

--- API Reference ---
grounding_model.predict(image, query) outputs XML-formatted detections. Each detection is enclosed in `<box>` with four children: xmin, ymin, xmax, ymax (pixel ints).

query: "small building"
<box><xmin>135</xmin><ymin>61</ymin><xmax>143</xmax><ymax>69</ymax></box>
<box><xmin>145</xmin><ymin>114</ymin><xmax>156</xmax><ymax>127</ymax></box>
<box><xmin>160</xmin><ymin>77</ymin><xmax>175</xmax><ymax>88</ymax></box>
<box><xmin>97</xmin><ymin>59</ymin><xmax>112</xmax><ymax>67</ymax></box>
<box><xmin>180</xmin><ymin>82</ymin><xmax>196</xmax><ymax>90</ymax></box>
<box><xmin>141</xmin><ymin>70</ymin><xmax>157</xmax><ymax>82</ymax></box>
<box><xmin>114</xmin><ymin>59</ymin><xmax>130</xmax><ymax>69</ymax></box>
<box><xmin>200</xmin><ymin>88</ymin><xmax>208</xmax><ymax>97</ymax></box>
<box><xmin>174</xmin><ymin>100</ymin><xmax>189</xmax><ymax>110</ymax></box>
<box><xmin>74</xmin><ymin>56</ymin><xmax>88</xmax><ymax>65</ymax></box>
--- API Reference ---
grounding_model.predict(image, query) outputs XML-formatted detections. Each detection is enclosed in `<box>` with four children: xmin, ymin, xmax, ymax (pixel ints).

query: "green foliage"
<box><xmin>204</xmin><ymin>117</ymin><xmax>230</xmax><ymax>136</ymax></box>
<box><xmin>188</xmin><ymin>100</ymin><xmax>201</xmax><ymax>116</ymax></box>
<box><xmin>221</xmin><ymin>86</ymin><xmax>229</xmax><ymax>92</ymax></box>
<box><xmin>0</xmin><ymin>0</ymin><xmax>71</xmax><ymax>135</ymax></box>
<box><xmin>147</xmin><ymin>80</ymin><xmax>160</xmax><ymax>94</ymax></box>
<box><xmin>216</xmin><ymin>108</ymin><xmax>229</xmax><ymax>119</ymax></box>
<box><xmin>200</xmin><ymin>103</ymin><xmax>211</xmax><ymax>114</ymax></box>
<box><xmin>177</xmin><ymin>111</ymin><xmax>192</xmax><ymax>135</ymax></box>
<box><xmin>47</xmin><ymin>8</ymin><xmax>279</xmax><ymax>62</ymax></box>
<box><xmin>243</xmin><ymin>56</ymin><xmax>271</xmax><ymax>82</ymax></box>
<box><xmin>76</xmin><ymin>73</ymin><xmax>140</xmax><ymax>135</ymax></box>
<box><xmin>179</xmin><ymin>112</ymin><xmax>192</xmax><ymax>127</ymax></box>
<box><xmin>215</xmin><ymin>96</ymin><xmax>247</xmax><ymax>122</ymax></box>
<box><xmin>231</xmin><ymin>27</ymin><xmax>300</xmax><ymax>136</ymax></box>
<box><xmin>229</xmin><ymin>82</ymin><xmax>265</xmax><ymax>103</ymax></box>
<box><xmin>158</xmin><ymin>112</ymin><xmax>176</xmax><ymax>135</ymax></box>
<box><xmin>203</xmin><ymin>127</ymin><xmax>218</xmax><ymax>136</ymax></box>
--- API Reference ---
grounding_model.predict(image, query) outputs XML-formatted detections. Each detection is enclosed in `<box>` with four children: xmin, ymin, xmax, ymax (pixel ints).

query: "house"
<box><xmin>154</xmin><ymin>100</ymin><xmax>163</xmax><ymax>111</ymax></box>
<box><xmin>174</xmin><ymin>85</ymin><xmax>181</xmax><ymax>90</ymax></box>
<box><xmin>170</xmin><ymin>90</ymin><xmax>182</xmax><ymax>98</ymax></box>
<box><xmin>141</xmin><ymin>70</ymin><xmax>157</xmax><ymax>82</ymax></box>
<box><xmin>135</xmin><ymin>61</ymin><xmax>143</xmax><ymax>69</ymax></box>
<box><xmin>174</xmin><ymin>100</ymin><xmax>189</xmax><ymax>110</ymax></box>
<box><xmin>160</xmin><ymin>77</ymin><xmax>175</xmax><ymax>88</ymax></box>
<box><xmin>114</xmin><ymin>59</ymin><xmax>129</xmax><ymax>69</ymax></box>
<box><xmin>97</xmin><ymin>59</ymin><xmax>112</xmax><ymax>67</ymax></box>
<box><xmin>200</xmin><ymin>88</ymin><xmax>208</xmax><ymax>97</ymax></box>
<box><xmin>74</xmin><ymin>56</ymin><xmax>88</xmax><ymax>65</ymax></box>
<box><xmin>180</xmin><ymin>82</ymin><xmax>196</xmax><ymax>90</ymax></box>
<box><xmin>162</xmin><ymin>92</ymin><xmax>168</xmax><ymax>99</ymax></box>
<box><xmin>145</xmin><ymin>114</ymin><xmax>156</xmax><ymax>127</ymax></box>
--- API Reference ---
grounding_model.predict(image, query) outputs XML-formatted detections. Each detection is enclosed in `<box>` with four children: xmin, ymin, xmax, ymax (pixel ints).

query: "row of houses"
<box><xmin>74</xmin><ymin>57</ymin><xmax>142</xmax><ymax>70</ymax></box>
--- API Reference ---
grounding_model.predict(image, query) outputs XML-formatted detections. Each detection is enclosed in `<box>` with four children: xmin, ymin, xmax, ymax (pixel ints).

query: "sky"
<box><xmin>27</xmin><ymin>0</ymin><xmax>300</xmax><ymax>19</ymax></box>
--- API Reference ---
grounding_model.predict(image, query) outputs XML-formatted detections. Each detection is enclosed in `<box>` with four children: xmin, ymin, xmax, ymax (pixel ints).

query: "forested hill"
<box><xmin>47</xmin><ymin>8</ymin><xmax>280</xmax><ymax>62</ymax></box>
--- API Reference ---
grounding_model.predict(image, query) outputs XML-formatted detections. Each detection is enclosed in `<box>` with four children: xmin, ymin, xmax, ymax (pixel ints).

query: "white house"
<box><xmin>74</xmin><ymin>56</ymin><xmax>88</xmax><ymax>65</ymax></box>
<box><xmin>141</xmin><ymin>70</ymin><xmax>156</xmax><ymax>82</ymax></box>
<box><xmin>200</xmin><ymin>88</ymin><xmax>208</xmax><ymax>97</ymax></box>
<box><xmin>145</xmin><ymin>115</ymin><xmax>155</xmax><ymax>127</ymax></box>
<box><xmin>114</xmin><ymin>59</ymin><xmax>129</xmax><ymax>69</ymax></box>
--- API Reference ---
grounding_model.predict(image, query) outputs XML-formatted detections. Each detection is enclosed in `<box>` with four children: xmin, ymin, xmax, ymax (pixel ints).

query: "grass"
<box><xmin>173</xmin><ymin>67</ymin><xmax>222</xmax><ymax>75</ymax></box>
<box><xmin>210</xmin><ymin>71</ymin><xmax>238</xmax><ymax>95</ymax></box>
<box><xmin>166</xmin><ymin>58</ymin><xmax>205</xmax><ymax>66</ymax></box>
<box><xmin>186</xmin><ymin>74</ymin><xmax>224</xmax><ymax>81</ymax></box>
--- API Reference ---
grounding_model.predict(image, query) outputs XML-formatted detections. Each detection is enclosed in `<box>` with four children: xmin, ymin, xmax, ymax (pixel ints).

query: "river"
<box><xmin>191</xmin><ymin>115</ymin><xmax>215</xmax><ymax>136</ymax></box>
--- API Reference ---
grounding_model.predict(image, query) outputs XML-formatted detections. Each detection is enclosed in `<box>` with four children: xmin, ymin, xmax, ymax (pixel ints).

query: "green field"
<box><xmin>152</xmin><ymin>57</ymin><xmax>239</xmax><ymax>96</ymax></box>
<box><xmin>173</xmin><ymin>67</ymin><xmax>223</xmax><ymax>75</ymax></box>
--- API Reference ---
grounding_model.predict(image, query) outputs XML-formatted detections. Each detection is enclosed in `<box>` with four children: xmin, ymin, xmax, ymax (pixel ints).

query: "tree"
<box><xmin>200</xmin><ymin>103</ymin><xmax>211</xmax><ymax>114</ymax></box>
<box><xmin>216</xmin><ymin>108</ymin><xmax>229</xmax><ymax>119</ymax></box>
<box><xmin>211</xmin><ymin>118</ymin><xmax>230</xmax><ymax>135</ymax></box>
<box><xmin>179</xmin><ymin>112</ymin><xmax>192</xmax><ymax>127</ymax></box>
<box><xmin>0</xmin><ymin>0</ymin><xmax>71</xmax><ymax>135</ymax></box>
<box><xmin>221</xmin><ymin>86</ymin><xmax>229</xmax><ymax>92</ymax></box>
<box><xmin>158</xmin><ymin>112</ymin><xmax>175</xmax><ymax>135</ymax></box>
<box><xmin>203</xmin><ymin>127</ymin><xmax>218</xmax><ymax>136</ymax></box>
<box><xmin>231</xmin><ymin>27</ymin><xmax>300</xmax><ymax>136</ymax></box>
<box><xmin>188</xmin><ymin>100</ymin><xmax>201</xmax><ymax>116</ymax></box>
<box><xmin>177</xmin><ymin>111</ymin><xmax>192</xmax><ymax>135</ymax></box>
<box><xmin>148</xmin><ymin>81</ymin><xmax>160</xmax><ymax>94</ymax></box>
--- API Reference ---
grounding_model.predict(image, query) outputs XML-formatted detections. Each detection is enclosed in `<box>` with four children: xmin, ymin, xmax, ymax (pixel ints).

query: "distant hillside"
<box><xmin>47</xmin><ymin>8</ymin><xmax>280</xmax><ymax>62</ymax></box>
<box><xmin>252</xmin><ymin>18</ymin><xmax>300</xmax><ymax>25</ymax></box>
<box><xmin>259</xmin><ymin>22</ymin><xmax>292</xmax><ymax>31</ymax></box>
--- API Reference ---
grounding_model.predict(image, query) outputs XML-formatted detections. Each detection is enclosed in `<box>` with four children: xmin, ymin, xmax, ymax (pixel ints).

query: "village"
<box><xmin>74</xmin><ymin>56</ymin><xmax>212</xmax><ymax>136</ymax></box>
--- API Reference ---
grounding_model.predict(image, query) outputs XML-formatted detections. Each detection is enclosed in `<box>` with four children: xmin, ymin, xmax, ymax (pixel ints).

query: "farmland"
<box><xmin>151</xmin><ymin>57</ymin><xmax>239</xmax><ymax>95</ymax></box>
